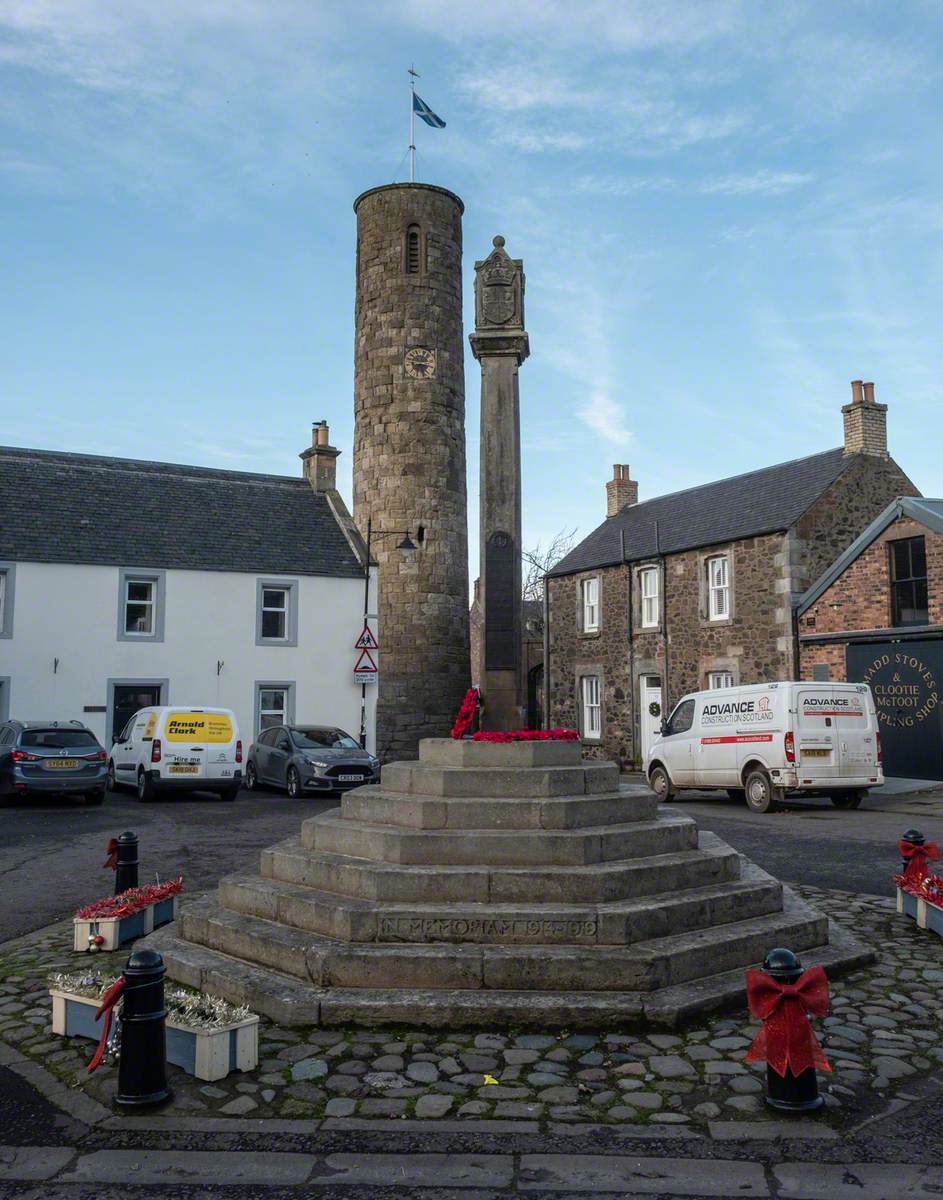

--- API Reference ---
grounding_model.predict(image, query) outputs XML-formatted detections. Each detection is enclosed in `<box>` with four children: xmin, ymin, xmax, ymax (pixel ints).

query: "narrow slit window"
<box><xmin>406</xmin><ymin>225</ymin><xmax>421</xmax><ymax>274</ymax></box>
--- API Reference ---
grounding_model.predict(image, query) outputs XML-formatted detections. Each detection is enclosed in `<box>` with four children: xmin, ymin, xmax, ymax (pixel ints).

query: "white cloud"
<box><xmin>577</xmin><ymin>392</ymin><xmax>633</xmax><ymax>447</ymax></box>
<box><xmin>700</xmin><ymin>169</ymin><xmax>813</xmax><ymax>196</ymax></box>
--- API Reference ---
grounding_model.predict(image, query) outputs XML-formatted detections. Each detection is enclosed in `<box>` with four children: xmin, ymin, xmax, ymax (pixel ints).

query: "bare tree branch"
<box><xmin>522</xmin><ymin>528</ymin><xmax>579</xmax><ymax>604</ymax></box>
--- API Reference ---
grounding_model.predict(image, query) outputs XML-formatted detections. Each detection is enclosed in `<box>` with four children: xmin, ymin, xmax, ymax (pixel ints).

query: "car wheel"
<box><xmin>649</xmin><ymin>765</ymin><xmax>676</xmax><ymax>802</ymax></box>
<box><xmin>137</xmin><ymin>769</ymin><xmax>157</xmax><ymax>803</ymax></box>
<box><xmin>726</xmin><ymin>788</ymin><xmax>745</xmax><ymax>802</ymax></box>
<box><xmin>245</xmin><ymin>762</ymin><xmax>257</xmax><ymax>791</ymax></box>
<box><xmin>287</xmin><ymin>767</ymin><xmax>301</xmax><ymax>799</ymax></box>
<box><xmin>744</xmin><ymin>769</ymin><xmax>782</xmax><ymax>814</ymax></box>
<box><xmin>106</xmin><ymin>762</ymin><xmax>117</xmax><ymax>792</ymax></box>
<box><xmin>84</xmin><ymin>790</ymin><xmax>105</xmax><ymax>807</ymax></box>
<box><xmin>831</xmin><ymin>790</ymin><xmax>864</xmax><ymax>810</ymax></box>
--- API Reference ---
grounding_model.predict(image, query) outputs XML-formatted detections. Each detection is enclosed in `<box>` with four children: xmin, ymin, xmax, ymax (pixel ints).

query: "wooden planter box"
<box><xmin>73</xmin><ymin>897</ymin><xmax>177</xmax><ymax>953</ymax></box>
<box><xmin>896</xmin><ymin>887</ymin><xmax>943</xmax><ymax>937</ymax></box>
<box><xmin>49</xmin><ymin>988</ymin><xmax>258</xmax><ymax>1082</ymax></box>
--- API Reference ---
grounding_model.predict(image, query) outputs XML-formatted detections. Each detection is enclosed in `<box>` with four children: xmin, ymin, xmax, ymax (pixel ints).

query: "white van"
<box><xmin>645</xmin><ymin>682</ymin><xmax>882</xmax><ymax>814</ymax></box>
<box><xmin>108</xmin><ymin>706</ymin><xmax>242</xmax><ymax>802</ymax></box>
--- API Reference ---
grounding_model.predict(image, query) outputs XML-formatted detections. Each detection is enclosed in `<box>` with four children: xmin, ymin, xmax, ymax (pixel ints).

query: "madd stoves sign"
<box><xmin>847</xmin><ymin>640</ymin><xmax>943</xmax><ymax>780</ymax></box>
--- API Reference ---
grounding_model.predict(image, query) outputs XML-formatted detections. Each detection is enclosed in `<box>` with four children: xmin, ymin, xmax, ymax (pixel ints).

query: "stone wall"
<box><xmin>352</xmin><ymin>183</ymin><xmax>470</xmax><ymax>758</ymax></box>
<box><xmin>798</xmin><ymin>515</ymin><xmax>943</xmax><ymax>681</ymax></box>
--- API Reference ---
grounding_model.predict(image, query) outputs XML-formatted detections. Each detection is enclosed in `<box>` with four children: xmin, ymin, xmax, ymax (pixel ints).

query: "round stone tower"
<box><xmin>352</xmin><ymin>183</ymin><xmax>470</xmax><ymax>758</ymax></box>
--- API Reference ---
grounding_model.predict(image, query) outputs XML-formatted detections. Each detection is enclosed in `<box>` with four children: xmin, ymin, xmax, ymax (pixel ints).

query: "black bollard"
<box><xmin>114</xmin><ymin>831</ymin><xmax>139</xmax><ymax>893</ymax></box>
<box><xmin>113</xmin><ymin>948</ymin><xmax>172</xmax><ymax>1110</ymax></box>
<box><xmin>762</xmin><ymin>947</ymin><xmax>823</xmax><ymax>1114</ymax></box>
<box><xmin>902</xmin><ymin>828</ymin><xmax>925</xmax><ymax>872</ymax></box>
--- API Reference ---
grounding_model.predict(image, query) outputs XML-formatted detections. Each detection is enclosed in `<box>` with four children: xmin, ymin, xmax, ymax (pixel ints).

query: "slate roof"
<box><xmin>0</xmin><ymin>446</ymin><xmax>364</xmax><ymax>578</ymax></box>
<box><xmin>549</xmin><ymin>447</ymin><xmax>852</xmax><ymax>577</ymax></box>
<box><xmin>797</xmin><ymin>497</ymin><xmax>943</xmax><ymax>615</ymax></box>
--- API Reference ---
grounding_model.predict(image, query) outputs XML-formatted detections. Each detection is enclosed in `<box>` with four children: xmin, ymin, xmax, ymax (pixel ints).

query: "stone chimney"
<box><xmin>300</xmin><ymin>420</ymin><xmax>341</xmax><ymax>492</ymax></box>
<box><xmin>842</xmin><ymin>380</ymin><xmax>888</xmax><ymax>457</ymax></box>
<box><xmin>606</xmin><ymin>464</ymin><xmax>638</xmax><ymax>517</ymax></box>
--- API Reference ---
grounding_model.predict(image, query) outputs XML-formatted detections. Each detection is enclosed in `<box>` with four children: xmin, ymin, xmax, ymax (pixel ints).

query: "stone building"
<box><xmin>797</xmin><ymin>496</ymin><xmax>943</xmax><ymax>779</ymax></box>
<box><xmin>545</xmin><ymin>382</ymin><xmax>919</xmax><ymax>768</ymax></box>
<box><xmin>352</xmin><ymin>184</ymin><xmax>470</xmax><ymax>758</ymax></box>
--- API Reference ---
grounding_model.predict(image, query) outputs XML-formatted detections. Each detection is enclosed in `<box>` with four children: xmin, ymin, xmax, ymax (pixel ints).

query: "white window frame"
<box><xmin>581</xmin><ymin>577</ymin><xmax>599</xmax><ymax>633</ymax></box>
<box><xmin>255</xmin><ymin>681</ymin><xmax>296</xmax><ymax>737</ymax></box>
<box><xmin>708</xmin><ymin>670</ymin><xmax>734</xmax><ymax>689</ymax></box>
<box><xmin>707</xmin><ymin>555</ymin><xmax>730</xmax><ymax>622</ymax></box>
<box><xmin>256</xmin><ymin>578</ymin><xmax>299</xmax><ymax>647</ymax></box>
<box><xmin>580</xmin><ymin>675</ymin><xmax>602</xmax><ymax>740</ymax></box>
<box><xmin>117</xmin><ymin>568</ymin><xmax>165</xmax><ymax>643</ymax></box>
<box><xmin>640</xmin><ymin>567</ymin><xmax>659</xmax><ymax>629</ymax></box>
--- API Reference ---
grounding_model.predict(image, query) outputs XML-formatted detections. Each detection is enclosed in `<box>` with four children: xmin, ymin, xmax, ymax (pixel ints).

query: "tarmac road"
<box><xmin>1</xmin><ymin>777</ymin><xmax>942</xmax><ymax>942</ymax></box>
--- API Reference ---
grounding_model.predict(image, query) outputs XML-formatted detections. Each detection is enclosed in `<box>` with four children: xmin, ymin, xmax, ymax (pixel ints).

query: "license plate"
<box><xmin>802</xmin><ymin>748</ymin><xmax>831</xmax><ymax>758</ymax></box>
<box><xmin>168</xmin><ymin>765</ymin><xmax>199</xmax><ymax>774</ymax></box>
<box><xmin>338</xmin><ymin>774</ymin><xmax>362</xmax><ymax>783</ymax></box>
<box><xmin>45</xmin><ymin>759</ymin><xmax>80</xmax><ymax>769</ymax></box>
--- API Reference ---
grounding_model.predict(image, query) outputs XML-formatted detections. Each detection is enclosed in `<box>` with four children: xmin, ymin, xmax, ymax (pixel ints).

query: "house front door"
<box><xmin>639</xmin><ymin>676</ymin><xmax>663</xmax><ymax>763</ymax></box>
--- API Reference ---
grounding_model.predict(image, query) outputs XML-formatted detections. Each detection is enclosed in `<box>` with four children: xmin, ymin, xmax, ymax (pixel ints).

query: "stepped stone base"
<box><xmin>142</xmin><ymin>738</ymin><xmax>874</xmax><ymax>1028</ymax></box>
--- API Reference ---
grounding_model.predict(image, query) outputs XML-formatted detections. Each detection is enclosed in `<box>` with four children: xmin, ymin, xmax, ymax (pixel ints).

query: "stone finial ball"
<box><xmin>493</xmin><ymin>235</ymin><xmax>505</xmax><ymax>248</ymax></box>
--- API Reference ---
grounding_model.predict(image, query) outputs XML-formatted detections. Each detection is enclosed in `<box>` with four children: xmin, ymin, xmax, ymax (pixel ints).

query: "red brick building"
<box><xmin>797</xmin><ymin>496</ymin><xmax>943</xmax><ymax>779</ymax></box>
<box><xmin>545</xmin><ymin>382</ymin><xmax>919</xmax><ymax>768</ymax></box>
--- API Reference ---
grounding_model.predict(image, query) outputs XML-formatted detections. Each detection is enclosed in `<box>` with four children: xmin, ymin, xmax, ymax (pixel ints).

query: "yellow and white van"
<box><xmin>645</xmin><ymin>682</ymin><xmax>882</xmax><ymax>814</ymax></box>
<box><xmin>108</xmin><ymin>706</ymin><xmax>242</xmax><ymax>802</ymax></box>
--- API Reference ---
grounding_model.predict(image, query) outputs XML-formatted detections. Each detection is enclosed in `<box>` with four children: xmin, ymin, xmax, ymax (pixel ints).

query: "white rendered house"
<box><xmin>0</xmin><ymin>425</ymin><xmax>378</xmax><ymax>751</ymax></box>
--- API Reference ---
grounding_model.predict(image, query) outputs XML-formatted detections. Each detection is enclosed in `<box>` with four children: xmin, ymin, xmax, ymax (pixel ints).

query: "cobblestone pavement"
<box><xmin>0</xmin><ymin>885</ymin><xmax>940</xmax><ymax>1132</ymax></box>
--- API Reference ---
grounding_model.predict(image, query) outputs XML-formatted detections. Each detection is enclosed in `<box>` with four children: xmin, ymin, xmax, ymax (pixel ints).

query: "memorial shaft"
<box><xmin>470</xmin><ymin>236</ymin><xmax>530</xmax><ymax>731</ymax></box>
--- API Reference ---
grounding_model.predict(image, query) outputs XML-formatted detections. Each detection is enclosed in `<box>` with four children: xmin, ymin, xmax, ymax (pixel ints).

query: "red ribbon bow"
<box><xmin>103</xmin><ymin>838</ymin><xmax>118</xmax><ymax>870</ymax></box>
<box><xmin>899</xmin><ymin>839</ymin><xmax>940</xmax><ymax>885</ymax></box>
<box><xmin>87</xmin><ymin>977</ymin><xmax>125</xmax><ymax>1074</ymax></box>
<box><xmin>744</xmin><ymin>965</ymin><xmax>831</xmax><ymax>1078</ymax></box>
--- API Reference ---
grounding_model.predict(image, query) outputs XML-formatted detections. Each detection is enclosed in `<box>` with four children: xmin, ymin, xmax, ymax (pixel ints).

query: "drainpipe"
<box><xmin>656</xmin><ymin>520</ymin><xmax>670</xmax><ymax>709</ymax></box>
<box><xmin>623</xmin><ymin>529</ymin><xmax>636</xmax><ymax>769</ymax></box>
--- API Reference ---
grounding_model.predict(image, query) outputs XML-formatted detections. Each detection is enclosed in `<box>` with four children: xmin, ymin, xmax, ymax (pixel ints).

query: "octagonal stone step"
<box><xmin>339</xmin><ymin>785</ymin><xmax>657</xmax><ymax>831</ymax></box>
<box><xmin>219</xmin><ymin>864</ymin><xmax>782</xmax><ymax>946</ymax></box>
<box><xmin>303</xmin><ymin>811</ymin><xmax>698</xmax><ymax>866</ymax></box>
<box><xmin>261</xmin><ymin>832</ymin><xmax>741</xmax><ymax>904</ymax></box>
<box><xmin>419</xmin><ymin>738</ymin><xmax>583</xmax><ymax>768</ymax></box>
<box><xmin>380</xmin><ymin>761</ymin><xmax>619</xmax><ymax>798</ymax></box>
<box><xmin>177</xmin><ymin>888</ymin><xmax>826</xmax><ymax>994</ymax></box>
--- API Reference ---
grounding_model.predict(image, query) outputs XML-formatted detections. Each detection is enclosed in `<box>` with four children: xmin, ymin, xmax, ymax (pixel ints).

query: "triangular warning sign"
<box><xmin>353</xmin><ymin>648</ymin><xmax>378</xmax><ymax>674</ymax></box>
<box><xmin>354</xmin><ymin>624</ymin><xmax>379</xmax><ymax>651</ymax></box>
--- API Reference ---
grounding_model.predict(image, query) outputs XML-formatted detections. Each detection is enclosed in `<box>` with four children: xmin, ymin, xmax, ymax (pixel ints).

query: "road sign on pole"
<box><xmin>354</xmin><ymin>624</ymin><xmax>379</xmax><ymax>651</ymax></box>
<box><xmin>354</xmin><ymin>648</ymin><xmax>378</xmax><ymax>684</ymax></box>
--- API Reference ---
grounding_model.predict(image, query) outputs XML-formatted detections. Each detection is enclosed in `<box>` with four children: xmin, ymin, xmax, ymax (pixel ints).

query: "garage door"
<box><xmin>846</xmin><ymin>640</ymin><xmax>943</xmax><ymax>780</ymax></box>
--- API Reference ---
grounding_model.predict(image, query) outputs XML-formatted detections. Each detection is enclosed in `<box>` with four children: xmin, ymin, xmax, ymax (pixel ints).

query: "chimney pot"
<box><xmin>606</xmin><ymin>463</ymin><xmax>638</xmax><ymax>517</ymax></box>
<box><xmin>842</xmin><ymin>380</ymin><xmax>888</xmax><ymax>457</ymax></box>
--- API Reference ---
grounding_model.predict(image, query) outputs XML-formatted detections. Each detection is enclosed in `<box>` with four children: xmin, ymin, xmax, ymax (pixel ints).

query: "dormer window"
<box><xmin>406</xmin><ymin>225</ymin><xmax>421</xmax><ymax>274</ymax></box>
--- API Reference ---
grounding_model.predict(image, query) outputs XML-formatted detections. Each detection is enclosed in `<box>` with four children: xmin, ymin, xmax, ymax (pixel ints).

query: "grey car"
<box><xmin>245</xmin><ymin>725</ymin><xmax>380</xmax><ymax>798</ymax></box>
<box><xmin>0</xmin><ymin>720</ymin><xmax>108</xmax><ymax>805</ymax></box>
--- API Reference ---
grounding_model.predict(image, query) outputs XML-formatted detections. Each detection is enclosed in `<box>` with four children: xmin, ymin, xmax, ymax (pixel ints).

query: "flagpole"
<box><xmin>408</xmin><ymin>65</ymin><xmax>417</xmax><ymax>182</ymax></box>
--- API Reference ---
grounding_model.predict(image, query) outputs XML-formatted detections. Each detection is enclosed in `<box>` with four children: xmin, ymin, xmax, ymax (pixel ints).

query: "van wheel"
<box><xmin>831</xmin><ymin>790</ymin><xmax>864</xmax><ymax>810</ymax></box>
<box><xmin>744</xmin><ymin>769</ymin><xmax>782</xmax><ymax>814</ymax></box>
<box><xmin>106</xmin><ymin>762</ymin><xmax>118</xmax><ymax>792</ymax></box>
<box><xmin>649</xmin><ymin>765</ymin><xmax>676</xmax><ymax>802</ymax></box>
<box><xmin>726</xmin><ymin>788</ymin><xmax>745</xmax><ymax>802</ymax></box>
<box><xmin>245</xmin><ymin>763</ymin><xmax>257</xmax><ymax>791</ymax></box>
<box><xmin>137</xmin><ymin>770</ymin><xmax>157</xmax><ymax>803</ymax></box>
<box><xmin>286</xmin><ymin>767</ymin><xmax>301</xmax><ymax>799</ymax></box>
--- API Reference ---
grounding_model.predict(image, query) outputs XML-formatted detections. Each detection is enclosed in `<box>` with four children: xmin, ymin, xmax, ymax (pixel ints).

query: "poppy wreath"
<box><xmin>472</xmin><ymin>729</ymin><xmax>579</xmax><ymax>743</ymax></box>
<box><xmin>450</xmin><ymin>688</ymin><xmax>480</xmax><ymax>739</ymax></box>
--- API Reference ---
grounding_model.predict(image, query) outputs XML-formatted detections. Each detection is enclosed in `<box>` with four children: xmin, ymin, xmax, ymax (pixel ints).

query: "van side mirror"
<box><xmin>660</xmin><ymin>718</ymin><xmax>669</xmax><ymax>736</ymax></box>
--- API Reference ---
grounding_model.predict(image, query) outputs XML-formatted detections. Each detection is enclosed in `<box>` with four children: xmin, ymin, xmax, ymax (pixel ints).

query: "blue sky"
<box><xmin>3</xmin><ymin>1</ymin><xmax>941</xmax><ymax>569</ymax></box>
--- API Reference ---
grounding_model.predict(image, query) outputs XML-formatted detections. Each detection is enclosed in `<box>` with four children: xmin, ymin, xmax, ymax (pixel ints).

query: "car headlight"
<box><xmin>368</xmin><ymin>757</ymin><xmax>379</xmax><ymax>768</ymax></box>
<box><xmin>305</xmin><ymin>759</ymin><xmax>330</xmax><ymax>769</ymax></box>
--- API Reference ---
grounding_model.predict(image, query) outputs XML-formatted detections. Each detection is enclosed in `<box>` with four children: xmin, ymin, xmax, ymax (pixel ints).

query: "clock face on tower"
<box><xmin>404</xmin><ymin>347</ymin><xmax>437</xmax><ymax>380</ymax></box>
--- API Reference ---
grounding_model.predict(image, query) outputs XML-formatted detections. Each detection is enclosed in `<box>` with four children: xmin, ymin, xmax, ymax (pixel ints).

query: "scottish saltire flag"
<box><xmin>413</xmin><ymin>92</ymin><xmax>446</xmax><ymax>128</ymax></box>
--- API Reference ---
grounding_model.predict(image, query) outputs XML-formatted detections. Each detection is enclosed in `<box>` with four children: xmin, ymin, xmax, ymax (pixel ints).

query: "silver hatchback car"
<box><xmin>245</xmin><ymin>725</ymin><xmax>380</xmax><ymax>798</ymax></box>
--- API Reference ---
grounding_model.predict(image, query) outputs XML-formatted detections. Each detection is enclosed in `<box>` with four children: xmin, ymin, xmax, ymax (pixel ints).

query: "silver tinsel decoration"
<box><xmin>48</xmin><ymin>973</ymin><xmax>252</xmax><ymax>1030</ymax></box>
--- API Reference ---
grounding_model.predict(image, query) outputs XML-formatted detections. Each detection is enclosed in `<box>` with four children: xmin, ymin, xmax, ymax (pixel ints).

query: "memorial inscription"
<box><xmin>485</xmin><ymin>530</ymin><xmax>516</xmax><ymax>672</ymax></box>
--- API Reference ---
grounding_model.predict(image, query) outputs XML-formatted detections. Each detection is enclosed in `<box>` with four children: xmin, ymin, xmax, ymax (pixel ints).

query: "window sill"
<box><xmin>579</xmin><ymin>630</ymin><xmax>601</xmax><ymax>640</ymax></box>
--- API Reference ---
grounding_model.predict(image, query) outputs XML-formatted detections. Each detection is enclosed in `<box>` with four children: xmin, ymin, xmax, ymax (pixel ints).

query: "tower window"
<box><xmin>406</xmin><ymin>225</ymin><xmax>421</xmax><ymax>274</ymax></box>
